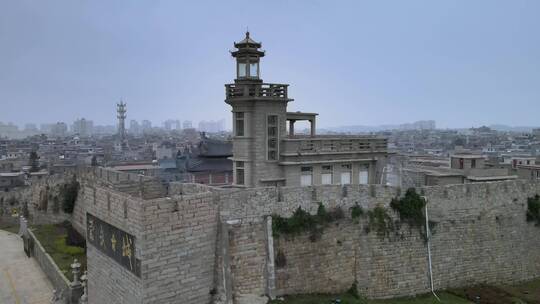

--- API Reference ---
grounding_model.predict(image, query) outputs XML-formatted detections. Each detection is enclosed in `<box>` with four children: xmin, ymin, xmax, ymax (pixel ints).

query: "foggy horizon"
<box><xmin>2</xmin><ymin>1</ymin><xmax>539</xmax><ymax>129</ymax></box>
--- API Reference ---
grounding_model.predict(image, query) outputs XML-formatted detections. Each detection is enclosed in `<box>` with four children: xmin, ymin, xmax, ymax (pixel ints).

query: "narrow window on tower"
<box><xmin>236</xmin><ymin>161</ymin><xmax>245</xmax><ymax>185</ymax></box>
<box><xmin>267</xmin><ymin>115</ymin><xmax>278</xmax><ymax>160</ymax></box>
<box><xmin>238</xmin><ymin>63</ymin><xmax>247</xmax><ymax>78</ymax></box>
<box><xmin>249</xmin><ymin>63</ymin><xmax>258</xmax><ymax>78</ymax></box>
<box><xmin>235</xmin><ymin>112</ymin><xmax>245</xmax><ymax>136</ymax></box>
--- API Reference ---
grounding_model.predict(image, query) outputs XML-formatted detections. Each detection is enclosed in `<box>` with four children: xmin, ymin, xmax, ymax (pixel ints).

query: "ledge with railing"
<box><xmin>281</xmin><ymin>135</ymin><xmax>388</xmax><ymax>155</ymax></box>
<box><xmin>225</xmin><ymin>83</ymin><xmax>289</xmax><ymax>100</ymax></box>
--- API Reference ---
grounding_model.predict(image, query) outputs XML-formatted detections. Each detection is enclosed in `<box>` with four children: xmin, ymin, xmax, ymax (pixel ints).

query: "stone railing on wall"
<box><xmin>168</xmin><ymin>182</ymin><xmax>226</xmax><ymax>196</ymax></box>
<box><xmin>24</xmin><ymin>224</ymin><xmax>83</xmax><ymax>304</ymax></box>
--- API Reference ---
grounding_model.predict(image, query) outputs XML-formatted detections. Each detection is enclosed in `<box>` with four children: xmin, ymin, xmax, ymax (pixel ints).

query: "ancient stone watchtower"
<box><xmin>225</xmin><ymin>32</ymin><xmax>389</xmax><ymax>188</ymax></box>
<box><xmin>225</xmin><ymin>32</ymin><xmax>292</xmax><ymax>187</ymax></box>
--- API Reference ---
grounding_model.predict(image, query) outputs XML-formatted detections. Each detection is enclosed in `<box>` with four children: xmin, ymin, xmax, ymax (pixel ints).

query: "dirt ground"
<box><xmin>450</xmin><ymin>281</ymin><xmax>540</xmax><ymax>304</ymax></box>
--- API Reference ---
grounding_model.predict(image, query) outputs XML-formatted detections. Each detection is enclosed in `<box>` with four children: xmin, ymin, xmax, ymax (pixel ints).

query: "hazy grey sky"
<box><xmin>1</xmin><ymin>0</ymin><xmax>539</xmax><ymax>129</ymax></box>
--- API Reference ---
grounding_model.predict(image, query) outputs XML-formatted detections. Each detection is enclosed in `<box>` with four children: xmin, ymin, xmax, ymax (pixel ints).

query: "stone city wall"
<box><xmin>81</xmin><ymin>174</ymin><xmax>220</xmax><ymax>304</ymax></box>
<box><xmin>83</xmin><ymin>183</ymin><xmax>145</xmax><ymax>304</ymax></box>
<box><xmin>0</xmin><ymin>174</ymin><xmax>73</xmax><ymax>226</ymax></box>
<box><xmin>140</xmin><ymin>192</ymin><xmax>218</xmax><ymax>304</ymax></box>
<box><xmin>222</xmin><ymin>180</ymin><xmax>540</xmax><ymax>299</ymax></box>
<box><xmin>76</xmin><ymin>172</ymin><xmax>540</xmax><ymax>303</ymax></box>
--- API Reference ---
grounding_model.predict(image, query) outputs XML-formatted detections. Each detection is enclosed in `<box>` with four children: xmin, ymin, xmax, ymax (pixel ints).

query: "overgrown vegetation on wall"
<box><xmin>272</xmin><ymin>203</ymin><xmax>344</xmax><ymax>242</ymax></box>
<box><xmin>390</xmin><ymin>188</ymin><xmax>436</xmax><ymax>241</ymax></box>
<box><xmin>273</xmin><ymin>188</ymin><xmax>437</xmax><ymax>242</ymax></box>
<box><xmin>390</xmin><ymin>188</ymin><xmax>426</xmax><ymax>228</ymax></box>
<box><xmin>526</xmin><ymin>194</ymin><xmax>540</xmax><ymax>225</ymax></box>
<box><xmin>365</xmin><ymin>206</ymin><xmax>394</xmax><ymax>237</ymax></box>
<box><xmin>350</xmin><ymin>202</ymin><xmax>364</xmax><ymax>224</ymax></box>
<box><xmin>61</xmin><ymin>176</ymin><xmax>80</xmax><ymax>214</ymax></box>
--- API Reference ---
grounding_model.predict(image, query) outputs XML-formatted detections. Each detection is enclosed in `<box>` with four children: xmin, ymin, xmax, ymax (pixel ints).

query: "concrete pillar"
<box><xmin>71</xmin><ymin>259</ymin><xmax>82</xmax><ymax>286</ymax></box>
<box><xmin>310</xmin><ymin>119</ymin><xmax>316</xmax><ymax>136</ymax></box>
<box><xmin>289</xmin><ymin>120</ymin><xmax>295</xmax><ymax>137</ymax></box>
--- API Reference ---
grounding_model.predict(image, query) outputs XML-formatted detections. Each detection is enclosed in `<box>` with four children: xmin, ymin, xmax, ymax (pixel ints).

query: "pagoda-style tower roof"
<box><xmin>231</xmin><ymin>32</ymin><xmax>265</xmax><ymax>57</ymax></box>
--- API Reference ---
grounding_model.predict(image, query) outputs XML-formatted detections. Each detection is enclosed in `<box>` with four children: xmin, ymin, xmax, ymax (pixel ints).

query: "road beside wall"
<box><xmin>0</xmin><ymin>229</ymin><xmax>54</xmax><ymax>304</ymax></box>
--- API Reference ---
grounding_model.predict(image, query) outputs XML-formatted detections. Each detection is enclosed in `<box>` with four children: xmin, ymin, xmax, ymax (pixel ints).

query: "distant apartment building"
<box><xmin>129</xmin><ymin>120</ymin><xmax>140</xmax><ymax>135</ymax></box>
<box><xmin>24</xmin><ymin>123</ymin><xmax>38</xmax><ymax>133</ymax></box>
<box><xmin>182</xmin><ymin>120</ymin><xmax>193</xmax><ymax>129</ymax></box>
<box><xmin>500</xmin><ymin>154</ymin><xmax>537</xmax><ymax>169</ymax></box>
<box><xmin>0</xmin><ymin>122</ymin><xmax>19</xmax><ymax>138</ymax></box>
<box><xmin>533</xmin><ymin>128</ymin><xmax>540</xmax><ymax>140</ymax></box>
<box><xmin>403</xmin><ymin>153</ymin><xmax>517</xmax><ymax>187</ymax></box>
<box><xmin>516</xmin><ymin>164</ymin><xmax>540</xmax><ymax>180</ymax></box>
<box><xmin>72</xmin><ymin>118</ymin><xmax>94</xmax><ymax>137</ymax></box>
<box><xmin>225</xmin><ymin>32</ymin><xmax>388</xmax><ymax>187</ymax></box>
<box><xmin>141</xmin><ymin>120</ymin><xmax>152</xmax><ymax>133</ymax></box>
<box><xmin>51</xmin><ymin>122</ymin><xmax>68</xmax><ymax>138</ymax></box>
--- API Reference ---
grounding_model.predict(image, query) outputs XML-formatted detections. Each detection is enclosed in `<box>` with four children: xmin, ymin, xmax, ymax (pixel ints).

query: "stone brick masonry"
<box><xmin>77</xmin><ymin>167</ymin><xmax>540</xmax><ymax>303</ymax></box>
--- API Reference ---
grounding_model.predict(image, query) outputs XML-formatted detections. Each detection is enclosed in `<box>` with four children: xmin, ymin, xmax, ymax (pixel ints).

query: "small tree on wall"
<box><xmin>91</xmin><ymin>155</ymin><xmax>98</xmax><ymax>167</ymax></box>
<box><xmin>389</xmin><ymin>188</ymin><xmax>437</xmax><ymax>242</ymax></box>
<box><xmin>61</xmin><ymin>176</ymin><xmax>80</xmax><ymax>214</ymax></box>
<box><xmin>526</xmin><ymin>194</ymin><xmax>540</xmax><ymax>226</ymax></box>
<box><xmin>28</xmin><ymin>151</ymin><xmax>40</xmax><ymax>172</ymax></box>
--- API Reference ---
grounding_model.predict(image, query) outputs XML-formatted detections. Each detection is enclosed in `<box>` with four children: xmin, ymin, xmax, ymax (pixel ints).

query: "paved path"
<box><xmin>0</xmin><ymin>229</ymin><xmax>54</xmax><ymax>304</ymax></box>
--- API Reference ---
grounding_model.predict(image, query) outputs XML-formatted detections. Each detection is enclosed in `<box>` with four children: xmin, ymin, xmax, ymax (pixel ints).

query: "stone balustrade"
<box><xmin>225</xmin><ymin>83</ymin><xmax>289</xmax><ymax>100</ymax></box>
<box><xmin>281</xmin><ymin>135</ymin><xmax>388</xmax><ymax>155</ymax></box>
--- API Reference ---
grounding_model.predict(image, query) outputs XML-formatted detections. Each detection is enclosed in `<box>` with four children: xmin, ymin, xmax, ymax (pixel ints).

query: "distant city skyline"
<box><xmin>1</xmin><ymin>1</ymin><xmax>539</xmax><ymax>128</ymax></box>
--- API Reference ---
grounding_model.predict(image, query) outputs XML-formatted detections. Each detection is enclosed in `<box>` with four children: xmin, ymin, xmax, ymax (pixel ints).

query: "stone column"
<box><xmin>289</xmin><ymin>120</ymin><xmax>295</xmax><ymax>137</ymax></box>
<box><xmin>310</xmin><ymin>119</ymin><xmax>316</xmax><ymax>137</ymax></box>
<box><xmin>71</xmin><ymin>259</ymin><xmax>81</xmax><ymax>285</ymax></box>
<box><xmin>70</xmin><ymin>259</ymin><xmax>84</xmax><ymax>304</ymax></box>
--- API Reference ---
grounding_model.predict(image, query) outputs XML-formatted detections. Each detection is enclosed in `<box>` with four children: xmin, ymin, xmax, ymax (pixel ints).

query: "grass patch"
<box><xmin>449</xmin><ymin>279</ymin><xmax>540</xmax><ymax>304</ymax></box>
<box><xmin>31</xmin><ymin>222</ymin><xmax>86</xmax><ymax>281</ymax></box>
<box><xmin>270</xmin><ymin>292</ymin><xmax>473</xmax><ymax>304</ymax></box>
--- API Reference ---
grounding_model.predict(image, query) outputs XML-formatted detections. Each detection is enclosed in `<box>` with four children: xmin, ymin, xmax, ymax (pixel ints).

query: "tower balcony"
<box><xmin>280</xmin><ymin>135</ymin><xmax>388</xmax><ymax>156</ymax></box>
<box><xmin>225</xmin><ymin>83</ymin><xmax>290</xmax><ymax>101</ymax></box>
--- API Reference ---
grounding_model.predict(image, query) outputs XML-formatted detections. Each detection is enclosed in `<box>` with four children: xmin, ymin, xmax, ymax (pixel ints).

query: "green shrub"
<box><xmin>347</xmin><ymin>280</ymin><xmax>360</xmax><ymax>299</ymax></box>
<box><xmin>527</xmin><ymin>195</ymin><xmax>540</xmax><ymax>225</ymax></box>
<box><xmin>390</xmin><ymin>188</ymin><xmax>438</xmax><ymax>242</ymax></box>
<box><xmin>390</xmin><ymin>188</ymin><xmax>426</xmax><ymax>228</ymax></box>
<box><xmin>272</xmin><ymin>203</ymin><xmax>344</xmax><ymax>242</ymax></box>
<box><xmin>367</xmin><ymin>206</ymin><xmax>394</xmax><ymax>237</ymax></box>
<box><xmin>350</xmin><ymin>202</ymin><xmax>364</xmax><ymax>223</ymax></box>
